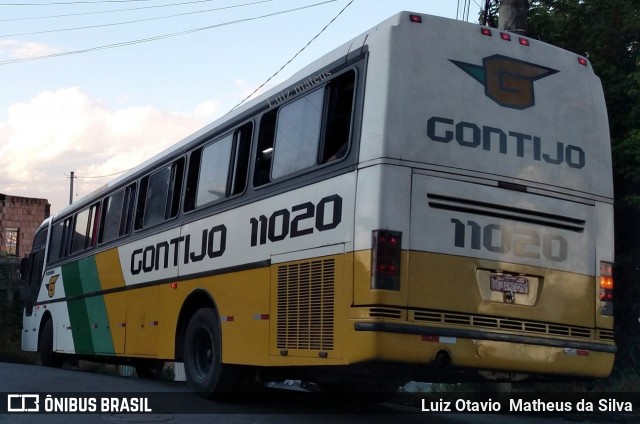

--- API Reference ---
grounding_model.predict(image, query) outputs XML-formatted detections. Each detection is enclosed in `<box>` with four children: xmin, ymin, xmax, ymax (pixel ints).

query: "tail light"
<box><xmin>371</xmin><ymin>230</ymin><xmax>401</xmax><ymax>291</ymax></box>
<box><xmin>599</xmin><ymin>261</ymin><xmax>613</xmax><ymax>316</ymax></box>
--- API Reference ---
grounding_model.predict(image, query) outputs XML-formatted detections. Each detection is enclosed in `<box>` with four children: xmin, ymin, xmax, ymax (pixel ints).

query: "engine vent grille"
<box><xmin>368</xmin><ymin>307</ymin><xmax>403</xmax><ymax>319</ymax></box>
<box><xmin>597</xmin><ymin>329</ymin><xmax>615</xmax><ymax>341</ymax></box>
<box><xmin>276</xmin><ymin>259</ymin><xmax>335</xmax><ymax>351</ymax></box>
<box><xmin>412</xmin><ymin>310</ymin><xmax>594</xmax><ymax>339</ymax></box>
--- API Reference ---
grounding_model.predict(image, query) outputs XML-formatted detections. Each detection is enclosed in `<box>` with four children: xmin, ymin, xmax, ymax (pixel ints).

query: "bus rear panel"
<box><xmin>348</xmin><ymin>12</ymin><xmax>614</xmax><ymax>381</ymax></box>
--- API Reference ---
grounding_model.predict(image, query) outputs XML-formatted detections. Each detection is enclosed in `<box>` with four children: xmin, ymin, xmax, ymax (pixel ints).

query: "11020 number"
<box><xmin>250</xmin><ymin>195</ymin><xmax>342</xmax><ymax>247</ymax></box>
<box><xmin>451</xmin><ymin>218</ymin><xmax>568</xmax><ymax>262</ymax></box>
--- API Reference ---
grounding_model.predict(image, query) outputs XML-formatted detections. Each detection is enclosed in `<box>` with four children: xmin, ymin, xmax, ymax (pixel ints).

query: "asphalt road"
<box><xmin>0</xmin><ymin>362</ymin><xmax>633</xmax><ymax>424</ymax></box>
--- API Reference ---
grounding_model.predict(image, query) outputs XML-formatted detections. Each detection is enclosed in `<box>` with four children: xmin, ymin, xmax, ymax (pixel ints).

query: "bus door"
<box><xmin>20</xmin><ymin>228</ymin><xmax>48</xmax><ymax>317</ymax></box>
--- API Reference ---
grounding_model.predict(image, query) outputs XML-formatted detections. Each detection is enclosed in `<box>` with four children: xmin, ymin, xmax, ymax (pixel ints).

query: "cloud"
<box><xmin>0</xmin><ymin>40</ymin><xmax>62</xmax><ymax>59</ymax></box>
<box><xmin>193</xmin><ymin>100</ymin><xmax>221</xmax><ymax>120</ymax></box>
<box><xmin>0</xmin><ymin>87</ymin><xmax>210</xmax><ymax>213</ymax></box>
<box><xmin>234</xmin><ymin>77</ymin><xmax>284</xmax><ymax>101</ymax></box>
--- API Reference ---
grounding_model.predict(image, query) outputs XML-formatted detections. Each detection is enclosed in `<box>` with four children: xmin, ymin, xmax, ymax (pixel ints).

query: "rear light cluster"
<box><xmin>599</xmin><ymin>261</ymin><xmax>614</xmax><ymax>316</ymax></box>
<box><xmin>371</xmin><ymin>230</ymin><xmax>402</xmax><ymax>291</ymax></box>
<box><xmin>478</xmin><ymin>25</ymin><xmax>588</xmax><ymax>66</ymax></box>
<box><xmin>600</xmin><ymin>262</ymin><xmax>614</xmax><ymax>301</ymax></box>
<box><xmin>479</xmin><ymin>26</ymin><xmax>530</xmax><ymax>47</ymax></box>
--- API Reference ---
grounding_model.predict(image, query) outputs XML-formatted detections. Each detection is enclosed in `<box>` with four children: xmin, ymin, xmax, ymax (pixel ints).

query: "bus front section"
<box><xmin>348</xmin><ymin>12</ymin><xmax>615</xmax><ymax>383</ymax></box>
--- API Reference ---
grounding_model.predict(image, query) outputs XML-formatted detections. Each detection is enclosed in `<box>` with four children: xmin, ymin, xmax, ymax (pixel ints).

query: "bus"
<box><xmin>20</xmin><ymin>12</ymin><xmax>615</xmax><ymax>396</ymax></box>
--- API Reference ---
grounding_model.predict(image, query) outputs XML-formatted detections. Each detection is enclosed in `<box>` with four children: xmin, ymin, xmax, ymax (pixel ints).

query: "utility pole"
<box><xmin>498</xmin><ymin>0</ymin><xmax>529</xmax><ymax>35</ymax></box>
<box><xmin>69</xmin><ymin>171</ymin><xmax>75</xmax><ymax>205</ymax></box>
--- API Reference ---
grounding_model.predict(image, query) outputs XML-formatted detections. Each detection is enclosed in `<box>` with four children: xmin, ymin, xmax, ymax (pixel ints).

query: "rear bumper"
<box><xmin>355</xmin><ymin>322</ymin><xmax>616</xmax><ymax>353</ymax></box>
<box><xmin>346</xmin><ymin>320</ymin><xmax>616</xmax><ymax>379</ymax></box>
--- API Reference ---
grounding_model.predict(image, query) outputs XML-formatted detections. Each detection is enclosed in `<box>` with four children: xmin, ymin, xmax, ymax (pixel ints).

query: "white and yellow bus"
<box><xmin>21</xmin><ymin>12</ymin><xmax>615</xmax><ymax>396</ymax></box>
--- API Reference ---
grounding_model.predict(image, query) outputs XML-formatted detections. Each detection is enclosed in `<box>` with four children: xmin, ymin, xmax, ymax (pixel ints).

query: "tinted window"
<box><xmin>143</xmin><ymin>166</ymin><xmax>171</xmax><ymax>228</ymax></box>
<box><xmin>253</xmin><ymin>70</ymin><xmax>356</xmax><ymax>187</ymax></box>
<box><xmin>48</xmin><ymin>218</ymin><xmax>71</xmax><ymax>263</ymax></box>
<box><xmin>71</xmin><ymin>208</ymin><xmax>90</xmax><ymax>253</ymax></box>
<box><xmin>135</xmin><ymin>159</ymin><xmax>184</xmax><ymax>230</ymax></box>
<box><xmin>196</xmin><ymin>134</ymin><xmax>233</xmax><ymax>207</ymax></box>
<box><xmin>185</xmin><ymin>122</ymin><xmax>253</xmax><ymax>212</ymax></box>
<box><xmin>272</xmin><ymin>88</ymin><xmax>324</xmax><ymax>179</ymax></box>
<box><xmin>71</xmin><ymin>204</ymin><xmax>99</xmax><ymax>254</ymax></box>
<box><xmin>101</xmin><ymin>190</ymin><xmax>125</xmax><ymax>243</ymax></box>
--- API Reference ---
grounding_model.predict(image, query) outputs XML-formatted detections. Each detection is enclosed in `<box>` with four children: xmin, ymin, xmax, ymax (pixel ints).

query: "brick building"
<box><xmin>0</xmin><ymin>193</ymin><xmax>50</xmax><ymax>259</ymax></box>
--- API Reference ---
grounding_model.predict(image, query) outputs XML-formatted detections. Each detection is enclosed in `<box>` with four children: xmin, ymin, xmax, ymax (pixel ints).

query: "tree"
<box><xmin>525</xmin><ymin>0</ymin><xmax>640</xmax><ymax>378</ymax></box>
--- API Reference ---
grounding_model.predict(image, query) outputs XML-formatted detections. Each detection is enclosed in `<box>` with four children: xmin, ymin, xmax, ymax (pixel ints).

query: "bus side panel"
<box><xmin>268</xmin><ymin>247</ymin><xmax>347</xmax><ymax>365</ymax></box>
<box><xmin>95</xmin><ymin>249</ymin><xmax>127</xmax><ymax>355</ymax></box>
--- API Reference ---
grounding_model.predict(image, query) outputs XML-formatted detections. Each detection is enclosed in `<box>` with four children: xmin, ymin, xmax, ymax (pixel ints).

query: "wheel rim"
<box><xmin>192</xmin><ymin>327</ymin><xmax>215</xmax><ymax>380</ymax></box>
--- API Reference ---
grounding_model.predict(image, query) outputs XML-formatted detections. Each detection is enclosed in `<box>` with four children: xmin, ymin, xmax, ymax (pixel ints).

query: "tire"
<box><xmin>39</xmin><ymin>319</ymin><xmax>65</xmax><ymax>368</ymax></box>
<box><xmin>135</xmin><ymin>360</ymin><xmax>165</xmax><ymax>379</ymax></box>
<box><xmin>183</xmin><ymin>308</ymin><xmax>238</xmax><ymax>398</ymax></box>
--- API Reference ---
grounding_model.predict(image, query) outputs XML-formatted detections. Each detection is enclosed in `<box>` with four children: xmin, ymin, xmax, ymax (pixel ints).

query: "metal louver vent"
<box><xmin>412</xmin><ymin>310</ymin><xmax>595</xmax><ymax>339</ymax></box>
<box><xmin>276</xmin><ymin>259</ymin><xmax>335</xmax><ymax>351</ymax></box>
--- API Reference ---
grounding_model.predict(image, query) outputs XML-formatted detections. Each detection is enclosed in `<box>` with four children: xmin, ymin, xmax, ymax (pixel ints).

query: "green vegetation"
<box><xmin>526</xmin><ymin>0</ymin><xmax>640</xmax><ymax>390</ymax></box>
<box><xmin>479</xmin><ymin>0</ymin><xmax>640</xmax><ymax>391</ymax></box>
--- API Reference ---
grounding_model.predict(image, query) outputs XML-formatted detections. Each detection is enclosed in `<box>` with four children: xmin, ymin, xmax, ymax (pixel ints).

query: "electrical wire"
<box><xmin>231</xmin><ymin>0</ymin><xmax>355</xmax><ymax>111</ymax></box>
<box><xmin>0</xmin><ymin>0</ymin><xmax>228</xmax><ymax>22</ymax></box>
<box><xmin>65</xmin><ymin>168</ymin><xmax>134</xmax><ymax>179</ymax></box>
<box><xmin>0</xmin><ymin>0</ymin><xmax>275</xmax><ymax>38</ymax></box>
<box><xmin>0</xmin><ymin>0</ymin><xmax>163</xmax><ymax>6</ymax></box>
<box><xmin>0</xmin><ymin>0</ymin><xmax>338</xmax><ymax>66</ymax></box>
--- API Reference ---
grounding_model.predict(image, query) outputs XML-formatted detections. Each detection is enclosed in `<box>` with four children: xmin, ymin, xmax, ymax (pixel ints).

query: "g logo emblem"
<box><xmin>451</xmin><ymin>55</ymin><xmax>558</xmax><ymax>109</ymax></box>
<box><xmin>46</xmin><ymin>275</ymin><xmax>59</xmax><ymax>298</ymax></box>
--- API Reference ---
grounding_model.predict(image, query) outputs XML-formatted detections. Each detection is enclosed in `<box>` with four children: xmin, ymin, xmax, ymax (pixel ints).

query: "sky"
<box><xmin>0</xmin><ymin>0</ymin><xmax>471</xmax><ymax>214</ymax></box>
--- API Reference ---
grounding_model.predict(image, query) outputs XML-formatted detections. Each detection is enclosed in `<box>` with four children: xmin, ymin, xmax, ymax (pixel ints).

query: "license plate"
<box><xmin>490</xmin><ymin>274</ymin><xmax>529</xmax><ymax>294</ymax></box>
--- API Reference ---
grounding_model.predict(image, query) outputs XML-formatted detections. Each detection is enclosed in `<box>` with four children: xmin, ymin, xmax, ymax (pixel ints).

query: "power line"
<box><xmin>0</xmin><ymin>0</ymin><xmax>228</xmax><ymax>22</ymax></box>
<box><xmin>0</xmin><ymin>0</ymin><xmax>163</xmax><ymax>6</ymax></box>
<box><xmin>65</xmin><ymin>168</ymin><xmax>134</xmax><ymax>179</ymax></box>
<box><xmin>0</xmin><ymin>0</ymin><xmax>276</xmax><ymax>38</ymax></box>
<box><xmin>231</xmin><ymin>0</ymin><xmax>355</xmax><ymax>111</ymax></box>
<box><xmin>0</xmin><ymin>0</ymin><xmax>338</xmax><ymax>66</ymax></box>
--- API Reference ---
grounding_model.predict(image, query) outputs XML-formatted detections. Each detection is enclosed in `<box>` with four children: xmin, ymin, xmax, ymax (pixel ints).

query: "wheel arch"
<box><xmin>38</xmin><ymin>310</ymin><xmax>53</xmax><ymax>350</ymax></box>
<box><xmin>174</xmin><ymin>289</ymin><xmax>219</xmax><ymax>361</ymax></box>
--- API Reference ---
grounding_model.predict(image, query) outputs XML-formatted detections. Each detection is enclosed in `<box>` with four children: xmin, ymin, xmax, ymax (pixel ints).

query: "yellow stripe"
<box><xmin>95</xmin><ymin>249</ymin><xmax>127</xmax><ymax>355</ymax></box>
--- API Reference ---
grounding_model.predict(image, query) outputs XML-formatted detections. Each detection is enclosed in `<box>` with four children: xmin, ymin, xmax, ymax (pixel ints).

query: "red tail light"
<box><xmin>599</xmin><ymin>261</ymin><xmax>614</xmax><ymax>316</ymax></box>
<box><xmin>371</xmin><ymin>230</ymin><xmax>401</xmax><ymax>290</ymax></box>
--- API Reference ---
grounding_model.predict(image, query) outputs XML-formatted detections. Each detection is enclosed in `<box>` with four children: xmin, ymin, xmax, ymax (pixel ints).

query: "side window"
<box><xmin>99</xmin><ymin>183</ymin><xmax>136</xmax><ymax>244</ymax></box>
<box><xmin>48</xmin><ymin>217</ymin><xmax>72</xmax><ymax>263</ymax></box>
<box><xmin>272</xmin><ymin>88</ymin><xmax>325</xmax><ymax>179</ymax></box>
<box><xmin>185</xmin><ymin>122</ymin><xmax>252</xmax><ymax>211</ymax></box>
<box><xmin>135</xmin><ymin>158</ymin><xmax>184</xmax><ymax>230</ymax></box>
<box><xmin>321</xmin><ymin>70</ymin><xmax>355</xmax><ymax>163</ymax></box>
<box><xmin>196</xmin><ymin>134</ymin><xmax>233</xmax><ymax>207</ymax></box>
<box><xmin>253</xmin><ymin>69</ymin><xmax>356</xmax><ymax>186</ymax></box>
<box><xmin>101</xmin><ymin>190</ymin><xmax>125</xmax><ymax>243</ymax></box>
<box><xmin>71</xmin><ymin>203</ymin><xmax>99</xmax><ymax>254</ymax></box>
<box><xmin>253</xmin><ymin>110</ymin><xmax>277</xmax><ymax>187</ymax></box>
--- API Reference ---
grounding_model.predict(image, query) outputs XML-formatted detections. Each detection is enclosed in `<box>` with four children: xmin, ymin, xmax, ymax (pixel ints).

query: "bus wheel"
<box><xmin>183</xmin><ymin>308</ymin><xmax>235</xmax><ymax>398</ymax></box>
<box><xmin>135</xmin><ymin>360</ymin><xmax>165</xmax><ymax>379</ymax></box>
<box><xmin>39</xmin><ymin>319</ymin><xmax>65</xmax><ymax>368</ymax></box>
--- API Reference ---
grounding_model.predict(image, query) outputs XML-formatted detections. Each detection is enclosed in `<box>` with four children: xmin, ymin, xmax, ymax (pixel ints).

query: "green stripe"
<box><xmin>62</xmin><ymin>257</ymin><xmax>115</xmax><ymax>355</ymax></box>
<box><xmin>67</xmin><ymin>298</ymin><xmax>94</xmax><ymax>354</ymax></box>
<box><xmin>85</xmin><ymin>295</ymin><xmax>115</xmax><ymax>354</ymax></box>
<box><xmin>78</xmin><ymin>257</ymin><xmax>101</xmax><ymax>294</ymax></box>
